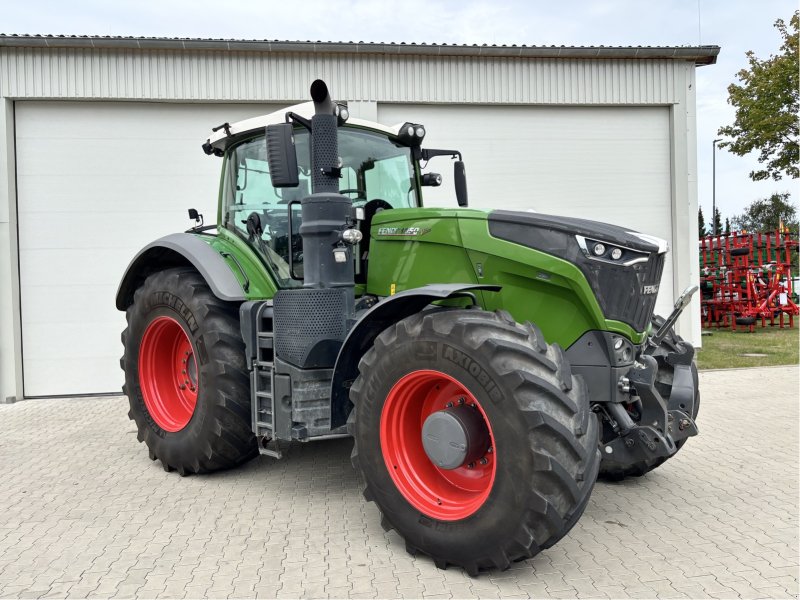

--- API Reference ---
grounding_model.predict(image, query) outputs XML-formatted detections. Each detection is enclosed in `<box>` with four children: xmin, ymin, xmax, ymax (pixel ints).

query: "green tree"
<box><xmin>725</xmin><ymin>217</ymin><xmax>731</xmax><ymax>235</ymax></box>
<box><xmin>717</xmin><ymin>12</ymin><xmax>799</xmax><ymax>181</ymax></box>
<box><xmin>713</xmin><ymin>207</ymin><xmax>723</xmax><ymax>236</ymax></box>
<box><xmin>698</xmin><ymin>206</ymin><xmax>708</xmax><ymax>238</ymax></box>
<box><xmin>732</xmin><ymin>192</ymin><xmax>798</xmax><ymax>232</ymax></box>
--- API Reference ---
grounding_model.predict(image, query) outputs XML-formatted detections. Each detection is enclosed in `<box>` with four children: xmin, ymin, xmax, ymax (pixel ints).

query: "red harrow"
<box><xmin>700</xmin><ymin>227</ymin><xmax>799</xmax><ymax>332</ymax></box>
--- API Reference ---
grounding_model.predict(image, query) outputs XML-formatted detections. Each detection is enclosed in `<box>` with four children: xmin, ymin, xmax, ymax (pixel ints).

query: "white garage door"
<box><xmin>379</xmin><ymin>104</ymin><xmax>674</xmax><ymax>317</ymax></box>
<box><xmin>16</xmin><ymin>101</ymin><xmax>282</xmax><ymax>397</ymax></box>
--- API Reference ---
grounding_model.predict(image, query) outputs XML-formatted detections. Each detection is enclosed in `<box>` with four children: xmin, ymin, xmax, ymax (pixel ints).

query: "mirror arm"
<box><xmin>286</xmin><ymin>112</ymin><xmax>312</xmax><ymax>132</ymax></box>
<box><xmin>421</xmin><ymin>148</ymin><xmax>462</xmax><ymax>161</ymax></box>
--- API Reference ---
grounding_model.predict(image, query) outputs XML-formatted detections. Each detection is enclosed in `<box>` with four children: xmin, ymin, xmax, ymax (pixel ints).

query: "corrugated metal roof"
<box><xmin>0</xmin><ymin>34</ymin><xmax>719</xmax><ymax>65</ymax></box>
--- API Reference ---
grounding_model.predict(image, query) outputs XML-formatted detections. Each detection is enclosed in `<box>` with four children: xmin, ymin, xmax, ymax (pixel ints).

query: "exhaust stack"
<box><xmin>308</xmin><ymin>79</ymin><xmax>340</xmax><ymax>196</ymax></box>
<box><xmin>272</xmin><ymin>79</ymin><xmax>355</xmax><ymax>370</ymax></box>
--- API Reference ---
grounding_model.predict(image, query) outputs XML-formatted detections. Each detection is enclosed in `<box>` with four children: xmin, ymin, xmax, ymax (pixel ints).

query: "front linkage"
<box><xmin>598</xmin><ymin>286</ymin><xmax>700</xmax><ymax>477</ymax></box>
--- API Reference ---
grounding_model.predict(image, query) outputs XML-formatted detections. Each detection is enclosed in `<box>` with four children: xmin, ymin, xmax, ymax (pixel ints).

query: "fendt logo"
<box><xmin>642</xmin><ymin>284</ymin><xmax>660</xmax><ymax>295</ymax></box>
<box><xmin>377</xmin><ymin>227</ymin><xmax>431</xmax><ymax>237</ymax></box>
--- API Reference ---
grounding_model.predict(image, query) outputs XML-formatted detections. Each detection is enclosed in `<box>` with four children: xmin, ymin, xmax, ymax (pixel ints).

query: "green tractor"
<box><xmin>117</xmin><ymin>80</ymin><xmax>699</xmax><ymax>575</ymax></box>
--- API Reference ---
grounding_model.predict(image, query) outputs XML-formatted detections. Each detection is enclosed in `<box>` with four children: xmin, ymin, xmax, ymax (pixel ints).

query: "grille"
<box><xmin>590</xmin><ymin>252</ymin><xmax>665</xmax><ymax>332</ymax></box>
<box><xmin>273</xmin><ymin>288</ymin><xmax>348</xmax><ymax>367</ymax></box>
<box><xmin>630</xmin><ymin>253</ymin><xmax>665</xmax><ymax>331</ymax></box>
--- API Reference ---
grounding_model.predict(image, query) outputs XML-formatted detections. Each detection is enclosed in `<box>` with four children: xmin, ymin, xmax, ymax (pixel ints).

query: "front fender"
<box><xmin>329</xmin><ymin>283</ymin><xmax>501</xmax><ymax>429</ymax></box>
<box><xmin>115</xmin><ymin>233</ymin><xmax>246</xmax><ymax>310</ymax></box>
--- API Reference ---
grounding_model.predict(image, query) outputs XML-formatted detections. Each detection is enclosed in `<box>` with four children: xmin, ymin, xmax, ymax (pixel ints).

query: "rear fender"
<box><xmin>115</xmin><ymin>233</ymin><xmax>246</xmax><ymax>310</ymax></box>
<box><xmin>329</xmin><ymin>283</ymin><xmax>501</xmax><ymax>429</ymax></box>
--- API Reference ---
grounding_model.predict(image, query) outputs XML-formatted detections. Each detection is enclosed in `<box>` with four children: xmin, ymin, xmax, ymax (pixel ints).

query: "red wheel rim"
<box><xmin>138</xmin><ymin>316</ymin><xmax>198</xmax><ymax>432</ymax></box>
<box><xmin>380</xmin><ymin>369</ymin><xmax>496</xmax><ymax>521</ymax></box>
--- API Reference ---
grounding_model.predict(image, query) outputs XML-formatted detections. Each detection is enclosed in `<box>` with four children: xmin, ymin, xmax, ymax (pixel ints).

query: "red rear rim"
<box><xmin>138</xmin><ymin>316</ymin><xmax>198</xmax><ymax>432</ymax></box>
<box><xmin>380</xmin><ymin>369</ymin><xmax>496</xmax><ymax>521</ymax></box>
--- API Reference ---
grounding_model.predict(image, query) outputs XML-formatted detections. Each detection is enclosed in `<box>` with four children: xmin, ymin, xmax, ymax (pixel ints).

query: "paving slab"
<box><xmin>0</xmin><ymin>365</ymin><xmax>797</xmax><ymax>598</ymax></box>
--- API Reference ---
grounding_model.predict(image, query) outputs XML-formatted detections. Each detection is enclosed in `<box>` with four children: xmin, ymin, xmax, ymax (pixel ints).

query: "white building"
<box><xmin>0</xmin><ymin>36</ymin><xmax>718</xmax><ymax>400</ymax></box>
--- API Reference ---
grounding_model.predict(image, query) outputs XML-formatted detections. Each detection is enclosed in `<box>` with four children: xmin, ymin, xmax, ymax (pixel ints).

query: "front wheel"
<box><xmin>349</xmin><ymin>309</ymin><xmax>600</xmax><ymax>575</ymax></box>
<box><xmin>121</xmin><ymin>268</ymin><xmax>257</xmax><ymax>474</ymax></box>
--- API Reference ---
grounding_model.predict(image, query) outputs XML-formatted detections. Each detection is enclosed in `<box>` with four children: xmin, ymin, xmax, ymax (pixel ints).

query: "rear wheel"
<box><xmin>349</xmin><ymin>309</ymin><xmax>600</xmax><ymax>575</ymax></box>
<box><xmin>121</xmin><ymin>268</ymin><xmax>257</xmax><ymax>474</ymax></box>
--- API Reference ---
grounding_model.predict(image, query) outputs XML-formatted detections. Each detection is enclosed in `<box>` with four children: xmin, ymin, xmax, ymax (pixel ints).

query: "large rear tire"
<box><xmin>598</xmin><ymin>314</ymin><xmax>700</xmax><ymax>480</ymax></box>
<box><xmin>349</xmin><ymin>309</ymin><xmax>600</xmax><ymax>575</ymax></box>
<box><xmin>121</xmin><ymin>268</ymin><xmax>257</xmax><ymax>474</ymax></box>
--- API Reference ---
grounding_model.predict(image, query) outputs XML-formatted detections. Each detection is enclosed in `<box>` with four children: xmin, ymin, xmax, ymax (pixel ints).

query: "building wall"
<box><xmin>0</xmin><ymin>48</ymin><xmax>685</xmax><ymax>104</ymax></box>
<box><xmin>0</xmin><ymin>45</ymin><xmax>701</xmax><ymax>401</ymax></box>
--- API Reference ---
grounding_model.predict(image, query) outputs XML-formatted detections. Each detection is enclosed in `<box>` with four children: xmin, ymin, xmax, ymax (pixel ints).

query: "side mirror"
<box><xmin>265</xmin><ymin>124</ymin><xmax>299</xmax><ymax>188</ymax></box>
<box><xmin>454</xmin><ymin>161</ymin><xmax>468</xmax><ymax>207</ymax></box>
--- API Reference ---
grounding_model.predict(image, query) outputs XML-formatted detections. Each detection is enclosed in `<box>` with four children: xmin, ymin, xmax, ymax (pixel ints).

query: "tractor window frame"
<box><xmin>220</xmin><ymin>126</ymin><xmax>420</xmax><ymax>289</ymax></box>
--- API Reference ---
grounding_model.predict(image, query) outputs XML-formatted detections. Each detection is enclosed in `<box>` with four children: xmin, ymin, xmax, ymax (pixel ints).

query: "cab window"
<box><xmin>222</xmin><ymin>127</ymin><xmax>418</xmax><ymax>287</ymax></box>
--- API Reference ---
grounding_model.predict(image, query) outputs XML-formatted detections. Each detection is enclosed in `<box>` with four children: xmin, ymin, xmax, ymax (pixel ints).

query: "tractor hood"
<box><xmin>487</xmin><ymin>210</ymin><xmax>667</xmax><ymax>333</ymax></box>
<box><xmin>488</xmin><ymin>210</ymin><xmax>667</xmax><ymax>255</ymax></box>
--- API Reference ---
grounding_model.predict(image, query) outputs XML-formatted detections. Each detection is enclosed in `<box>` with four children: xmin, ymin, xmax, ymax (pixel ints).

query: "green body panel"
<box><xmin>205</xmin><ymin>228</ymin><xmax>278</xmax><ymax>300</ymax></box>
<box><xmin>365</xmin><ymin>208</ymin><xmax>480</xmax><ymax>297</ymax></box>
<box><xmin>366</xmin><ymin>209</ymin><xmax>645</xmax><ymax>346</ymax></box>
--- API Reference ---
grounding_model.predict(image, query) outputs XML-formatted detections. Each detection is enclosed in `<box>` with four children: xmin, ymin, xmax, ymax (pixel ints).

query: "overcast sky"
<box><xmin>3</xmin><ymin>0</ymin><xmax>798</xmax><ymax>224</ymax></box>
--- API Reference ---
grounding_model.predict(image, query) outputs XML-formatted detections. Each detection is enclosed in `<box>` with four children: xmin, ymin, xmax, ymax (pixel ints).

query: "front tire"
<box><xmin>121</xmin><ymin>268</ymin><xmax>257</xmax><ymax>474</ymax></box>
<box><xmin>349</xmin><ymin>309</ymin><xmax>600</xmax><ymax>575</ymax></box>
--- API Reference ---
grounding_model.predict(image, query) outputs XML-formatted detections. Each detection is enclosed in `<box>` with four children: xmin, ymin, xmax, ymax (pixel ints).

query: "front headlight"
<box><xmin>576</xmin><ymin>235</ymin><xmax>650</xmax><ymax>266</ymax></box>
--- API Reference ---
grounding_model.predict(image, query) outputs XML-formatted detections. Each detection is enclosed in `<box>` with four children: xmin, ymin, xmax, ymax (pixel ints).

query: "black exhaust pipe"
<box><xmin>310</xmin><ymin>79</ymin><xmax>335</xmax><ymax>115</ymax></box>
<box><xmin>309</xmin><ymin>80</ymin><xmax>339</xmax><ymax>195</ymax></box>
<box><xmin>273</xmin><ymin>79</ymin><xmax>355</xmax><ymax>369</ymax></box>
<box><xmin>300</xmin><ymin>78</ymin><xmax>352</xmax><ymax>293</ymax></box>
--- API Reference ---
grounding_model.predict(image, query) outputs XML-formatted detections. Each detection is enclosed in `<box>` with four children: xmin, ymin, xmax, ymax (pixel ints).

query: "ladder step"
<box><xmin>251</xmin><ymin>300</ymin><xmax>278</xmax><ymax>458</ymax></box>
<box><xmin>257</xmin><ymin>437</ymin><xmax>282</xmax><ymax>459</ymax></box>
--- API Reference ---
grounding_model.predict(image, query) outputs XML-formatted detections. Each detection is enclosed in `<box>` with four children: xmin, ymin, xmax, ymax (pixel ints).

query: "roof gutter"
<box><xmin>0</xmin><ymin>35</ymin><xmax>720</xmax><ymax>65</ymax></box>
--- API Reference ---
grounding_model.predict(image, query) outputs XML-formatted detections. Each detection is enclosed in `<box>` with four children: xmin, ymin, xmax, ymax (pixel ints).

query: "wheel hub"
<box><xmin>139</xmin><ymin>316</ymin><xmax>198</xmax><ymax>432</ymax></box>
<box><xmin>421</xmin><ymin>405</ymin><xmax>490</xmax><ymax>470</ymax></box>
<box><xmin>380</xmin><ymin>369</ymin><xmax>497</xmax><ymax>521</ymax></box>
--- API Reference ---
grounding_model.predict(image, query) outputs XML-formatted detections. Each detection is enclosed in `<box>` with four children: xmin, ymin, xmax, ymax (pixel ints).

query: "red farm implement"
<box><xmin>700</xmin><ymin>227</ymin><xmax>799</xmax><ymax>332</ymax></box>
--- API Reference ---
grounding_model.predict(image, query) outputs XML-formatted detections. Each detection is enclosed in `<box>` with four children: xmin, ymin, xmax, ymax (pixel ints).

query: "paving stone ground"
<box><xmin>0</xmin><ymin>365</ymin><xmax>797</xmax><ymax>599</ymax></box>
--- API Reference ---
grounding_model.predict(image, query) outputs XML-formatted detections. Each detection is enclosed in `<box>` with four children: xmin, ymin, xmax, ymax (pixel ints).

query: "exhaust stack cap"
<box><xmin>310</xmin><ymin>79</ymin><xmax>335</xmax><ymax>115</ymax></box>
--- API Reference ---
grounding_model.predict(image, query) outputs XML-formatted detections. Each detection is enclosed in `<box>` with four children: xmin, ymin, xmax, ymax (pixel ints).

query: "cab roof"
<box><xmin>206</xmin><ymin>101</ymin><xmax>400</xmax><ymax>153</ymax></box>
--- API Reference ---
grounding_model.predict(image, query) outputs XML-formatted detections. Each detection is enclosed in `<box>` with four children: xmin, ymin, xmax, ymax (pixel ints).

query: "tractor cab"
<box><xmin>204</xmin><ymin>102</ymin><xmax>462</xmax><ymax>289</ymax></box>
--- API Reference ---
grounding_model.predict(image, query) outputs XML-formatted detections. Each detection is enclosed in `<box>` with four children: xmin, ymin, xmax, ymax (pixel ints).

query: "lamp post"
<box><xmin>712</xmin><ymin>138</ymin><xmax>722</xmax><ymax>236</ymax></box>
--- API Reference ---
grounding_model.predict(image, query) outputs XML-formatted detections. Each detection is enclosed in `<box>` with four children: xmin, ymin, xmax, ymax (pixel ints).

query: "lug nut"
<box><xmin>446</xmin><ymin>402</ymin><xmax>454</xmax><ymax>408</ymax></box>
<box><xmin>487</xmin><ymin>447</ymin><xmax>493</xmax><ymax>454</ymax></box>
<box><xmin>479</xmin><ymin>457</ymin><xmax>488</xmax><ymax>465</ymax></box>
<box><xmin>458</xmin><ymin>397</ymin><xmax>465</xmax><ymax>405</ymax></box>
<box><xmin>467</xmin><ymin>462</ymin><xmax>475</xmax><ymax>469</ymax></box>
